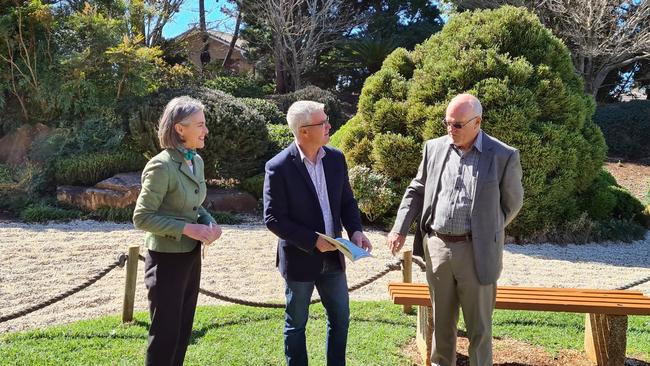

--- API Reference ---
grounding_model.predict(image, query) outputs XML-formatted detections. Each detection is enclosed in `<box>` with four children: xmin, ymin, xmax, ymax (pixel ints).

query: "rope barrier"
<box><xmin>0</xmin><ymin>254</ymin><xmax>127</xmax><ymax>324</ymax></box>
<box><xmin>615</xmin><ymin>275</ymin><xmax>650</xmax><ymax>290</ymax></box>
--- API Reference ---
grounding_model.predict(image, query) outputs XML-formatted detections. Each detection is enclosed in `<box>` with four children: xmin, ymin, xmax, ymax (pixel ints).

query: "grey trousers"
<box><xmin>424</xmin><ymin>235</ymin><xmax>496</xmax><ymax>366</ymax></box>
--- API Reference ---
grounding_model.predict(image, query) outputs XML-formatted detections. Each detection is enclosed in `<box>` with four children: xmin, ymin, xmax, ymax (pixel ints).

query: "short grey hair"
<box><xmin>157</xmin><ymin>96</ymin><xmax>205</xmax><ymax>149</ymax></box>
<box><xmin>286</xmin><ymin>100</ymin><xmax>325</xmax><ymax>137</ymax></box>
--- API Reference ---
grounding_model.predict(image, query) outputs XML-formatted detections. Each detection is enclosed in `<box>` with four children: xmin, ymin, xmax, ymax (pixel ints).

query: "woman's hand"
<box><xmin>183</xmin><ymin>223</ymin><xmax>222</xmax><ymax>244</ymax></box>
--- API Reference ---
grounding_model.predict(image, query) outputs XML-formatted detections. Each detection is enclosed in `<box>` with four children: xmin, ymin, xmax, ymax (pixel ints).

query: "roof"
<box><xmin>174</xmin><ymin>28</ymin><xmax>247</xmax><ymax>52</ymax></box>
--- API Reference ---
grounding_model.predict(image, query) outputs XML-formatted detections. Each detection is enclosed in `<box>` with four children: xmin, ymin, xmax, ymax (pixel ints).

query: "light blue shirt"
<box><xmin>297</xmin><ymin>144</ymin><xmax>335</xmax><ymax>237</ymax></box>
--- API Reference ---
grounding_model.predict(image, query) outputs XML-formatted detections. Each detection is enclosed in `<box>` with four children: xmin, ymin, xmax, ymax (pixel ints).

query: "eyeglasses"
<box><xmin>441</xmin><ymin>116</ymin><xmax>480</xmax><ymax>129</ymax></box>
<box><xmin>300</xmin><ymin>116</ymin><xmax>329</xmax><ymax>128</ymax></box>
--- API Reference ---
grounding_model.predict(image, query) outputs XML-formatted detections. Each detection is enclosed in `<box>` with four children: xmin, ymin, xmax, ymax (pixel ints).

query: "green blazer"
<box><xmin>133</xmin><ymin>148</ymin><xmax>216</xmax><ymax>253</ymax></box>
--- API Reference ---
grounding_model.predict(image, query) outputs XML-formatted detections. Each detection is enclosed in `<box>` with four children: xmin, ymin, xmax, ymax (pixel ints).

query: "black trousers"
<box><xmin>144</xmin><ymin>244</ymin><xmax>201</xmax><ymax>366</ymax></box>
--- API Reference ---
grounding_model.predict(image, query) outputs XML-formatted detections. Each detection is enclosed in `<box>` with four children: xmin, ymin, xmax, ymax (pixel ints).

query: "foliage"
<box><xmin>265</xmin><ymin>123</ymin><xmax>294</xmax><ymax>159</ymax></box>
<box><xmin>239</xmin><ymin>173</ymin><xmax>265</xmax><ymax>200</ymax></box>
<box><xmin>269</xmin><ymin>86</ymin><xmax>346</xmax><ymax>132</ymax></box>
<box><xmin>578</xmin><ymin>169</ymin><xmax>646</xmax><ymax>224</ymax></box>
<box><xmin>541</xmin><ymin>213</ymin><xmax>646</xmax><ymax>244</ymax></box>
<box><xmin>593</xmin><ymin>100</ymin><xmax>650</xmax><ymax>160</ymax></box>
<box><xmin>333</xmin><ymin>6</ymin><xmax>608</xmax><ymax>238</ymax></box>
<box><xmin>54</xmin><ymin>151</ymin><xmax>146</xmax><ymax>186</ymax></box>
<box><xmin>348</xmin><ymin>166</ymin><xmax>399</xmax><ymax>222</ymax></box>
<box><xmin>207</xmin><ymin>210</ymin><xmax>246</xmax><ymax>225</ymax></box>
<box><xmin>240</xmin><ymin>98</ymin><xmax>285</xmax><ymax>125</ymax></box>
<box><xmin>85</xmin><ymin>206</ymin><xmax>134</xmax><ymax>222</ymax></box>
<box><xmin>204</xmin><ymin>75</ymin><xmax>267</xmax><ymax>98</ymax></box>
<box><xmin>125</xmin><ymin>87</ymin><xmax>269</xmax><ymax>180</ymax></box>
<box><xmin>20</xmin><ymin>204</ymin><xmax>82</xmax><ymax>223</ymax></box>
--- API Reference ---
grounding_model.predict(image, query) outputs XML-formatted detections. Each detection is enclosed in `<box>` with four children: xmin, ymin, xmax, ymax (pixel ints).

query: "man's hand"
<box><xmin>386</xmin><ymin>231</ymin><xmax>406</xmax><ymax>256</ymax></box>
<box><xmin>183</xmin><ymin>223</ymin><xmax>222</xmax><ymax>245</ymax></box>
<box><xmin>315</xmin><ymin>236</ymin><xmax>337</xmax><ymax>252</ymax></box>
<box><xmin>351</xmin><ymin>231</ymin><xmax>372</xmax><ymax>252</ymax></box>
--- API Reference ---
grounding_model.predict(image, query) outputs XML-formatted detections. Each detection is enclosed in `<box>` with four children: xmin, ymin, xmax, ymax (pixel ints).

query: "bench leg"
<box><xmin>584</xmin><ymin>313</ymin><xmax>627</xmax><ymax>366</ymax></box>
<box><xmin>417</xmin><ymin>306</ymin><xmax>433</xmax><ymax>366</ymax></box>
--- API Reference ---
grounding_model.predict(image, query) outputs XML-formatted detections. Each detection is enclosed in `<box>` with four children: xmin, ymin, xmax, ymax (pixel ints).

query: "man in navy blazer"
<box><xmin>264</xmin><ymin>100</ymin><xmax>372</xmax><ymax>366</ymax></box>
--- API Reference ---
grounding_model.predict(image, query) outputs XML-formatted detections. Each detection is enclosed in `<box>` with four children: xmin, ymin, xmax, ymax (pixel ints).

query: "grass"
<box><xmin>1</xmin><ymin>302</ymin><xmax>648</xmax><ymax>365</ymax></box>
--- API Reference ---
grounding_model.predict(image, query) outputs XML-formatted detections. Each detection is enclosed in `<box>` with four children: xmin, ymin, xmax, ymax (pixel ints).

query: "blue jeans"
<box><xmin>284</xmin><ymin>270</ymin><xmax>350</xmax><ymax>366</ymax></box>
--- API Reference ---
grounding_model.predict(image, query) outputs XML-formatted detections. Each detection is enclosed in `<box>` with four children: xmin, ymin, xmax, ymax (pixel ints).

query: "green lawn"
<box><xmin>0</xmin><ymin>301</ymin><xmax>648</xmax><ymax>365</ymax></box>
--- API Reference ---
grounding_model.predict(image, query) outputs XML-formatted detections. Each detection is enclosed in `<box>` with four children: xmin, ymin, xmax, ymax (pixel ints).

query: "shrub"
<box><xmin>204</xmin><ymin>75</ymin><xmax>266</xmax><ymax>98</ymax></box>
<box><xmin>240</xmin><ymin>173</ymin><xmax>265</xmax><ymax>200</ymax></box>
<box><xmin>577</xmin><ymin>170</ymin><xmax>618</xmax><ymax>221</ymax></box>
<box><xmin>240</xmin><ymin>98</ymin><xmax>286</xmax><ymax>125</ymax></box>
<box><xmin>54</xmin><ymin>151</ymin><xmax>146</xmax><ymax>186</ymax></box>
<box><xmin>208</xmin><ymin>210</ymin><xmax>246</xmax><ymax>225</ymax></box>
<box><xmin>593</xmin><ymin>219</ymin><xmax>647</xmax><ymax>243</ymax></box>
<box><xmin>125</xmin><ymin>88</ymin><xmax>269</xmax><ymax>180</ymax></box>
<box><xmin>610</xmin><ymin>186</ymin><xmax>646</xmax><ymax>223</ymax></box>
<box><xmin>85</xmin><ymin>206</ymin><xmax>134</xmax><ymax>222</ymax></box>
<box><xmin>266</xmin><ymin>124</ymin><xmax>294</xmax><ymax>160</ymax></box>
<box><xmin>542</xmin><ymin>214</ymin><xmax>646</xmax><ymax>244</ymax></box>
<box><xmin>593</xmin><ymin>100</ymin><xmax>650</xmax><ymax>160</ymax></box>
<box><xmin>332</xmin><ymin>6</ymin><xmax>607</xmax><ymax>238</ymax></box>
<box><xmin>269</xmin><ymin>86</ymin><xmax>346</xmax><ymax>132</ymax></box>
<box><xmin>348</xmin><ymin>166</ymin><xmax>399</xmax><ymax>222</ymax></box>
<box><xmin>20</xmin><ymin>204</ymin><xmax>82</xmax><ymax>223</ymax></box>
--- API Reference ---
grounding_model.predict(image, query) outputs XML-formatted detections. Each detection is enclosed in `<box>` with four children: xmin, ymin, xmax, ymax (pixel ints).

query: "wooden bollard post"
<box><xmin>122</xmin><ymin>245</ymin><xmax>140</xmax><ymax>323</ymax></box>
<box><xmin>402</xmin><ymin>250</ymin><xmax>413</xmax><ymax>314</ymax></box>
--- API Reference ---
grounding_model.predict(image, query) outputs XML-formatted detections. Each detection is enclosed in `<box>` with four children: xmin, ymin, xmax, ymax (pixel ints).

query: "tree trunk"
<box><xmin>222</xmin><ymin>7</ymin><xmax>242</xmax><ymax>70</ymax></box>
<box><xmin>199</xmin><ymin>0</ymin><xmax>210</xmax><ymax>70</ymax></box>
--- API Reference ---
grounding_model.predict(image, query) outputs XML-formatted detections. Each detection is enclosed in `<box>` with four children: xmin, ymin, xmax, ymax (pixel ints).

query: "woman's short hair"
<box><xmin>286</xmin><ymin>100</ymin><xmax>325</xmax><ymax>137</ymax></box>
<box><xmin>158</xmin><ymin>96</ymin><xmax>205</xmax><ymax>149</ymax></box>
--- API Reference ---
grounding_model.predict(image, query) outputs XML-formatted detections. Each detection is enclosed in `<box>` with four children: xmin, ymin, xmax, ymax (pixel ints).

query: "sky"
<box><xmin>162</xmin><ymin>0</ymin><xmax>233</xmax><ymax>39</ymax></box>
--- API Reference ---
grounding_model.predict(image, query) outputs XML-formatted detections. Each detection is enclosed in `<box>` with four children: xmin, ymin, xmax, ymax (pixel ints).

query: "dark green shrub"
<box><xmin>240</xmin><ymin>98</ymin><xmax>286</xmax><ymax>125</ymax></box>
<box><xmin>269</xmin><ymin>86</ymin><xmax>346</xmax><ymax>132</ymax></box>
<box><xmin>577</xmin><ymin>170</ymin><xmax>618</xmax><ymax>221</ymax></box>
<box><xmin>332</xmin><ymin>6</ymin><xmax>607</xmax><ymax>238</ymax></box>
<box><xmin>610</xmin><ymin>186</ymin><xmax>645</xmax><ymax>223</ymax></box>
<box><xmin>594</xmin><ymin>101</ymin><xmax>650</xmax><ymax>160</ymax></box>
<box><xmin>348</xmin><ymin>166</ymin><xmax>399</xmax><ymax>222</ymax></box>
<box><xmin>593</xmin><ymin>219</ymin><xmax>646</xmax><ymax>243</ymax></box>
<box><xmin>204</xmin><ymin>75</ymin><xmax>266</xmax><ymax>98</ymax></box>
<box><xmin>85</xmin><ymin>206</ymin><xmax>135</xmax><ymax>222</ymax></box>
<box><xmin>208</xmin><ymin>210</ymin><xmax>246</xmax><ymax>225</ymax></box>
<box><xmin>240</xmin><ymin>173</ymin><xmax>264</xmax><ymax>200</ymax></box>
<box><xmin>125</xmin><ymin>88</ymin><xmax>269</xmax><ymax>180</ymax></box>
<box><xmin>54</xmin><ymin>151</ymin><xmax>146</xmax><ymax>186</ymax></box>
<box><xmin>20</xmin><ymin>204</ymin><xmax>82</xmax><ymax>223</ymax></box>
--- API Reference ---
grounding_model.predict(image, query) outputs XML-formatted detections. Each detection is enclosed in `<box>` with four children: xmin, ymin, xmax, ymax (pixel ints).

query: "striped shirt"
<box><xmin>431</xmin><ymin>132</ymin><xmax>483</xmax><ymax>235</ymax></box>
<box><xmin>297</xmin><ymin>145</ymin><xmax>335</xmax><ymax>237</ymax></box>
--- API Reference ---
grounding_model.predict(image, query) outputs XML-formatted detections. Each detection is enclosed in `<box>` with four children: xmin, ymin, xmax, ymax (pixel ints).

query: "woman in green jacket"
<box><xmin>133</xmin><ymin>96</ymin><xmax>222</xmax><ymax>366</ymax></box>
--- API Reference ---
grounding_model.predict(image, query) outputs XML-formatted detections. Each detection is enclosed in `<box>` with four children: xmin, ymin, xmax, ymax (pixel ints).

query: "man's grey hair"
<box><xmin>158</xmin><ymin>96</ymin><xmax>205</xmax><ymax>149</ymax></box>
<box><xmin>449</xmin><ymin>93</ymin><xmax>483</xmax><ymax>117</ymax></box>
<box><xmin>286</xmin><ymin>100</ymin><xmax>325</xmax><ymax>137</ymax></box>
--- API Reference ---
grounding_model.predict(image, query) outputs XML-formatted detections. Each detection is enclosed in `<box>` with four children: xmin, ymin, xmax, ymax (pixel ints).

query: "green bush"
<box><xmin>266</xmin><ymin>124</ymin><xmax>294</xmax><ymax>159</ymax></box>
<box><xmin>240</xmin><ymin>98</ymin><xmax>286</xmax><ymax>125</ymax></box>
<box><xmin>593</xmin><ymin>219</ymin><xmax>647</xmax><ymax>243</ymax></box>
<box><xmin>269</xmin><ymin>86</ymin><xmax>346</xmax><ymax>132</ymax></box>
<box><xmin>543</xmin><ymin>213</ymin><xmax>646</xmax><ymax>244</ymax></box>
<box><xmin>54</xmin><ymin>151</ymin><xmax>146</xmax><ymax>186</ymax></box>
<box><xmin>348</xmin><ymin>166</ymin><xmax>399</xmax><ymax>222</ymax></box>
<box><xmin>593</xmin><ymin>100</ymin><xmax>650</xmax><ymax>160</ymax></box>
<box><xmin>578</xmin><ymin>169</ymin><xmax>646</xmax><ymax>224</ymax></box>
<box><xmin>208</xmin><ymin>210</ymin><xmax>246</xmax><ymax>225</ymax></box>
<box><xmin>85</xmin><ymin>206</ymin><xmax>135</xmax><ymax>222</ymax></box>
<box><xmin>125</xmin><ymin>88</ymin><xmax>269</xmax><ymax>180</ymax></box>
<box><xmin>332</xmin><ymin>6</ymin><xmax>607</xmax><ymax>238</ymax></box>
<box><xmin>20</xmin><ymin>204</ymin><xmax>82</xmax><ymax>223</ymax></box>
<box><xmin>204</xmin><ymin>75</ymin><xmax>266</xmax><ymax>98</ymax></box>
<box><xmin>240</xmin><ymin>173</ymin><xmax>265</xmax><ymax>200</ymax></box>
<box><xmin>610</xmin><ymin>186</ymin><xmax>646</xmax><ymax>223</ymax></box>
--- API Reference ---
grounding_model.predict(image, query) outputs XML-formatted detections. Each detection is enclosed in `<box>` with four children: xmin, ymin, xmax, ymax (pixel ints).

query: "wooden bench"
<box><xmin>389</xmin><ymin>282</ymin><xmax>650</xmax><ymax>366</ymax></box>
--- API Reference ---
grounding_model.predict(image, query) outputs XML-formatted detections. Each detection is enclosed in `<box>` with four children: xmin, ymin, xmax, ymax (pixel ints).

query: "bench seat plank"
<box><xmin>389</xmin><ymin>283</ymin><xmax>650</xmax><ymax>316</ymax></box>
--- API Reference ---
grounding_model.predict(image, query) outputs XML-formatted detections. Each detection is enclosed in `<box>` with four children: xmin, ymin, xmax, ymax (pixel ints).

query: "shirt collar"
<box><xmin>448</xmin><ymin>130</ymin><xmax>483</xmax><ymax>153</ymax></box>
<box><xmin>296</xmin><ymin>143</ymin><xmax>326</xmax><ymax>164</ymax></box>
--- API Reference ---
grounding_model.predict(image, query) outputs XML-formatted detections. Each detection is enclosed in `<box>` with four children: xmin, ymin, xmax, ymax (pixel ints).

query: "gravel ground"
<box><xmin>1</xmin><ymin>220</ymin><xmax>649</xmax><ymax>334</ymax></box>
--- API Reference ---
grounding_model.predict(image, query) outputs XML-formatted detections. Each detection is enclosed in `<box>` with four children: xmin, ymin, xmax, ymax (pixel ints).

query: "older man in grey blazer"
<box><xmin>387</xmin><ymin>94</ymin><xmax>524</xmax><ymax>366</ymax></box>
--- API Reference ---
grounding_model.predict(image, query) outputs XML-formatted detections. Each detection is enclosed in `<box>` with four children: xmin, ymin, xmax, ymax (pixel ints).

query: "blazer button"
<box><xmin>193</xmin><ymin>206</ymin><xmax>197</xmax><ymax>211</ymax></box>
<box><xmin>195</xmin><ymin>189</ymin><xmax>199</xmax><ymax>194</ymax></box>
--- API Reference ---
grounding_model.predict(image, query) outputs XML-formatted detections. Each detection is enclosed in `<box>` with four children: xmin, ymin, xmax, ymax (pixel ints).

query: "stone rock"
<box><xmin>204</xmin><ymin>188</ymin><xmax>257</xmax><ymax>214</ymax></box>
<box><xmin>57</xmin><ymin>171</ymin><xmax>258</xmax><ymax>214</ymax></box>
<box><xmin>0</xmin><ymin>123</ymin><xmax>52</xmax><ymax>165</ymax></box>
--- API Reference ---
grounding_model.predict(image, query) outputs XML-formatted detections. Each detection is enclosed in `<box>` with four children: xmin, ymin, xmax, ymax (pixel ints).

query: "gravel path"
<box><xmin>1</xmin><ymin>220</ymin><xmax>649</xmax><ymax>334</ymax></box>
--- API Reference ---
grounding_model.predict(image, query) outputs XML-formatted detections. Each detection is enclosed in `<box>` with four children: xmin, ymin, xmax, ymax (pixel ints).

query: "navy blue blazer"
<box><xmin>263</xmin><ymin>142</ymin><xmax>363</xmax><ymax>281</ymax></box>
